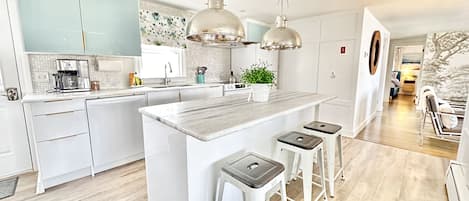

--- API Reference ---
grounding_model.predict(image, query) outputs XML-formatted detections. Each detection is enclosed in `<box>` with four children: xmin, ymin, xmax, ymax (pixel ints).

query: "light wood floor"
<box><xmin>6</xmin><ymin>138</ymin><xmax>449</xmax><ymax>201</ymax></box>
<box><xmin>356</xmin><ymin>95</ymin><xmax>459</xmax><ymax>159</ymax></box>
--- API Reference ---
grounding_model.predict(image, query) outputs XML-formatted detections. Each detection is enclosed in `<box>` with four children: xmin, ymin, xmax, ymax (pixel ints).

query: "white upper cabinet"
<box><xmin>317</xmin><ymin>40</ymin><xmax>356</xmax><ymax>100</ymax></box>
<box><xmin>320</xmin><ymin>12</ymin><xmax>359</xmax><ymax>41</ymax></box>
<box><xmin>231</xmin><ymin>44</ymin><xmax>279</xmax><ymax>77</ymax></box>
<box><xmin>278</xmin><ymin>42</ymin><xmax>320</xmax><ymax>93</ymax></box>
<box><xmin>288</xmin><ymin>18</ymin><xmax>321</xmax><ymax>43</ymax></box>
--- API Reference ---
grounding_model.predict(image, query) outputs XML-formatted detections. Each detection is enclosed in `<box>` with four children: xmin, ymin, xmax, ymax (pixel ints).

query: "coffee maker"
<box><xmin>53</xmin><ymin>59</ymin><xmax>91</xmax><ymax>93</ymax></box>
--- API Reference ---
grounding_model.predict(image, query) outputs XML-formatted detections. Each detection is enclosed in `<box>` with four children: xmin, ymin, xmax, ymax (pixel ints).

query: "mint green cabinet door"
<box><xmin>80</xmin><ymin>0</ymin><xmax>141</xmax><ymax>56</ymax></box>
<box><xmin>19</xmin><ymin>0</ymin><xmax>84</xmax><ymax>54</ymax></box>
<box><xmin>247</xmin><ymin>22</ymin><xmax>270</xmax><ymax>43</ymax></box>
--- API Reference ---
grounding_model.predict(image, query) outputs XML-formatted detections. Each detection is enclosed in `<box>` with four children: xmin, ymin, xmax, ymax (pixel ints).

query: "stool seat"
<box><xmin>304</xmin><ymin>121</ymin><xmax>342</xmax><ymax>134</ymax></box>
<box><xmin>277</xmin><ymin>131</ymin><xmax>323</xmax><ymax>150</ymax></box>
<box><xmin>222</xmin><ymin>153</ymin><xmax>285</xmax><ymax>189</ymax></box>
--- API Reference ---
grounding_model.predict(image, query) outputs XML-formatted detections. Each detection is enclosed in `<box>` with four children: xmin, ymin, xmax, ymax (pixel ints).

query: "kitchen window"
<box><xmin>139</xmin><ymin>45</ymin><xmax>185</xmax><ymax>79</ymax></box>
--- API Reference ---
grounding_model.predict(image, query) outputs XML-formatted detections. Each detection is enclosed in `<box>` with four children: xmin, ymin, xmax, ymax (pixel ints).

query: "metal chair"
<box><xmin>420</xmin><ymin>94</ymin><xmax>464</xmax><ymax>144</ymax></box>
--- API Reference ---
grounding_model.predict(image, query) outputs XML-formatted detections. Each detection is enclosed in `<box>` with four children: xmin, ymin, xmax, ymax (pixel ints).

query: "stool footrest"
<box><xmin>312</xmin><ymin>167</ymin><xmax>345</xmax><ymax>182</ymax></box>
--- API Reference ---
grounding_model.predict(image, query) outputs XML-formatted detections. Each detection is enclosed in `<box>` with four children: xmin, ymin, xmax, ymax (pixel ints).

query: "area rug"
<box><xmin>0</xmin><ymin>177</ymin><xmax>18</xmax><ymax>199</ymax></box>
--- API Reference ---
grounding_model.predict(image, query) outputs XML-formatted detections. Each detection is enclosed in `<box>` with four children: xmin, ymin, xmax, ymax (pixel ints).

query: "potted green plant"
<box><xmin>241</xmin><ymin>65</ymin><xmax>275</xmax><ymax>102</ymax></box>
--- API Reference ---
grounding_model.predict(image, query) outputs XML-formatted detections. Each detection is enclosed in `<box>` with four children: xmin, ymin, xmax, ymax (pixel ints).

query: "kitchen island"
<box><xmin>139</xmin><ymin>91</ymin><xmax>335</xmax><ymax>201</ymax></box>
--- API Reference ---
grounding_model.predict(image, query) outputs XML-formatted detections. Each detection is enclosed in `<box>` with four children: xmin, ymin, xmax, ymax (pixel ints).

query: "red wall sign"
<box><xmin>340</xmin><ymin>46</ymin><xmax>347</xmax><ymax>55</ymax></box>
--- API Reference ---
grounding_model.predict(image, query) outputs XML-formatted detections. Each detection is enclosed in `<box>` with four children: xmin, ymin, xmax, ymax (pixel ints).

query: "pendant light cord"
<box><xmin>278</xmin><ymin>0</ymin><xmax>289</xmax><ymax>16</ymax></box>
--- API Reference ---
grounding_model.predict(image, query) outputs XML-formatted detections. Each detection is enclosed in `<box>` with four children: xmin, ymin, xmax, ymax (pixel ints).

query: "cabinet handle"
<box><xmin>44</xmin><ymin>99</ymin><xmax>73</xmax><ymax>103</ymax></box>
<box><xmin>82</xmin><ymin>31</ymin><xmax>86</xmax><ymax>49</ymax></box>
<box><xmin>45</xmin><ymin>110</ymin><xmax>76</xmax><ymax>116</ymax></box>
<box><xmin>44</xmin><ymin>133</ymin><xmax>84</xmax><ymax>142</ymax></box>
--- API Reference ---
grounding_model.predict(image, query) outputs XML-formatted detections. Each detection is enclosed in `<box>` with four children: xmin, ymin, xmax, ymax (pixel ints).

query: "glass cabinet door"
<box><xmin>19</xmin><ymin>0</ymin><xmax>84</xmax><ymax>54</ymax></box>
<box><xmin>80</xmin><ymin>0</ymin><xmax>141</xmax><ymax>56</ymax></box>
<box><xmin>246</xmin><ymin>22</ymin><xmax>270</xmax><ymax>43</ymax></box>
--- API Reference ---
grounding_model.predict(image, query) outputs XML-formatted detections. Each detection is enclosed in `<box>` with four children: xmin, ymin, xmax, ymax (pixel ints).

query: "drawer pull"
<box><xmin>44</xmin><ymin>99</ymin><xmax>73</xmax><ymax>103</ymax></box>
<box><xmin>45</xmin><ymin>110</ymin><xmax>77</xmax><ymax>116</ymax></box>
<box><xmin>44</xmin><ymin>133</ymin><xmax>85</xmax><ymax>142</ymax></box>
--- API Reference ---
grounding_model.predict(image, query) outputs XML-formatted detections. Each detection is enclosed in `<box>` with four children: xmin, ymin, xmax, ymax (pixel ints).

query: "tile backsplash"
<box><xmin>29</xmin><ymin>54</ymin><xmax>136</xmax><ymax>93</ymax></box>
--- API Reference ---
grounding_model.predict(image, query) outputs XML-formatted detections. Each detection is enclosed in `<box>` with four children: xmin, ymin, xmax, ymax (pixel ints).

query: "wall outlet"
<box><xmin>34</xmin><ymin>72</ymin><xmax>49</xmax><ymax>82</ymax></box>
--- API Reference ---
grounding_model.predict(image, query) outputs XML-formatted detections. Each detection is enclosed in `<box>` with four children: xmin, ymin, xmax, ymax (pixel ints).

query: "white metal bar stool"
<box><xmin>216</xmin><ymin>152</ymin><xmax>287</xmax><ymax>201</ymax></box>
<box><xmin>275</xmin><ymin>131</ymin><xmax>328</xmax><ymax>201</ymax></box>
<box><xmin>303</xmin><ymin>121</ymin><xmax>344</xmax><ymax>198</ymax></box>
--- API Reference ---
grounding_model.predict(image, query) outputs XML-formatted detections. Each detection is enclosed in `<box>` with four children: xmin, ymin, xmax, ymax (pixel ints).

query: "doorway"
<box><xmin>389</xmin><ymin>45</ymin><xmax>424</xmax><ymax>102</ymax></box>
<box><xmin>358</xmin><ymin>43</ymin><xmax>460</xmax><ymax>159</ymax></box>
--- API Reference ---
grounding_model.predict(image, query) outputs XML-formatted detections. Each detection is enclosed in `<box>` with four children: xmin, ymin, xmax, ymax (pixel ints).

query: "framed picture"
<box><xmin>401</xmin><ymin>53</ymin><xmax>422</xmax><ymax>64</ymax></box>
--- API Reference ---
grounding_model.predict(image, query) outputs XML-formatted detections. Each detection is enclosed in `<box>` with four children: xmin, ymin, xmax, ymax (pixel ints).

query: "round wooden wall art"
<box><xmin>369</xmin><ymin>30</ymin><xmax>381</xmax><ymax>75</ymax></box>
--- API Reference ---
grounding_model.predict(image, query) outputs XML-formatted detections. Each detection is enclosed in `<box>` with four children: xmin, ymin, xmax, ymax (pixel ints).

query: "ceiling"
<box><xmin>150</xmin><ymin>0</ymin><xmax>469</xmax><ymax>39</ymax></box>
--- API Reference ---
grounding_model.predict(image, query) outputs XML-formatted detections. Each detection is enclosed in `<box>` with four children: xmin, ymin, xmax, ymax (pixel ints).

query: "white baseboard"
<box><xmin>0</xmin><ymin>168</ymin><xmax>33</xmax><ymax>179</ymax></box>
<box><xmin>43</xmin><ymin>167</ymin><xmax>92</xmax><ymax>190</ymax></box>
<box><xmin>351</xmin><ymin>111</ymin><xmax>378</xmax><ymax>138</ymax></box>
<box><xmin>93</xmin><ymin>152</ymin><xmax>144</xmax><ymax>174</ymax></box>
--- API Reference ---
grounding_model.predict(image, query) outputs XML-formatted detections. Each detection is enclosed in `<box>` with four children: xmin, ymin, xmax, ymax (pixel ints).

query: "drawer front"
<box><xmin>224</xmin><ymin>89</ymin><xmax>251</xmax><ymax>96</ymax></box>
<box><xmin>31</xmin><ymin>99</ymin><xmax>85</xmax><ymax>116</ymax></box>
<box><xmin>37</xmin><ymin>133</ymin><xmax>92</xmax><ymax>180</ymax></box>
<box><xmin>33</xmin><ymin>110</ymin><xmax>88</xmax><ymax>142</ymax></box>
<box><xmin>180</xmin><ymin>86</ymin><xmax>223</xmax><ymax>101</ymax></box>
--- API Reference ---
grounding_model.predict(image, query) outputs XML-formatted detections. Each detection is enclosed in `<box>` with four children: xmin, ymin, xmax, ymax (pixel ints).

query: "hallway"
<box><xmin>356</xmin><ymin>95</ymin><xmax>459</xmax><ymax>159</ymax></box>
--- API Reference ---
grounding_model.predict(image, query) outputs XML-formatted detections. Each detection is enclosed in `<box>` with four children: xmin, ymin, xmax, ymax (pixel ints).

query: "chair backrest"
<box><xmin>425</xmin><ymin>94</ymin><xmax>444</xmax><ymax>135</ymax></box>
<box><xmin>426</xmin><ymin>94</ymin><xmax>438</xmax><ymax>113</ymax></box>
<box><xmin>418</xmin><ymin>86</ymin><xmax>436</xmax><ymax>111</ymax></box>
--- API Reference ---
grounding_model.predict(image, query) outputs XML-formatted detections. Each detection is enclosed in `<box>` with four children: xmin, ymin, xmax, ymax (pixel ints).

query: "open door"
<box><xmin>0</xmin><ymin>0</ymin><xmax>32</xmax><ymax>178</ymax></box>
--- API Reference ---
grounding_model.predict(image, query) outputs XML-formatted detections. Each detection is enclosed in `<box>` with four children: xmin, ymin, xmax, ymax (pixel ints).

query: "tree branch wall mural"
<box><xmin>421</xmin><ymin>32</ymin><xmax>469</xmax><ymax>103</ymax></box>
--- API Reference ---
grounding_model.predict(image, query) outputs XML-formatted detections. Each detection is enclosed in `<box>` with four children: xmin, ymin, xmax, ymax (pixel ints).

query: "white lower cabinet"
<box><xmin>180</xmin><ymin>86</ymin><xmax>223</xmax><ymax>101</ymax></box>
<box><xmin>27</xmin><ymin>99</ymin><xmax>93</xmax><ymax>194</ymax></box>
<box><xmin>86</xmin><ymin>95</ymin><xmax>146</xmax><ymax>173</ymax></box>
<box><xmin>32</xmin><ymin>110</ymin><xmax>88</xmax><ymax>142</ymax></box>
<box><xmin>26</xmin><ymin>86</ymin><xmax>225</xmax><ymax>194</ymax></box>
<box><xmin>36</xmin><ymin>133</ymin><xmax>92</xmax><ymax>185</ymax></box>
<box><xmin>147</xmin><ymin>89</ymin><xmax>180</xmax><ymax>106</ymax></box>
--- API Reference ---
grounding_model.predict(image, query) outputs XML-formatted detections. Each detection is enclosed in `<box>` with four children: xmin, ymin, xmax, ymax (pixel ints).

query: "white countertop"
<box><xmin>139</xmin><ymin>91</ymin><xmax>335</xmax><ymax>141</ymax></box>
<box><xmin>22</xmin><ymin>83</ymin><xmax>224</xmax><ymax>103</ymax></box>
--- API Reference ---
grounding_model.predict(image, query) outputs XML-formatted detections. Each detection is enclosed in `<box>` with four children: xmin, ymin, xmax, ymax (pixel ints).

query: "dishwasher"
<box><xmin>86</xmin><ymin>95</ymin><xmax>146</xmax><ymax>173</ymax></box>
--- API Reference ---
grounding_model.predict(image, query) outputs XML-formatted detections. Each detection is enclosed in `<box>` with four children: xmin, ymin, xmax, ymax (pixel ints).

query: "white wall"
<box><xmin>278</xmin><ymin>8</ymin><xmax>390</xmax><ymax>137</ymax></box>
<box><xmin>278</xmin><ymin>10</ymin><xmax>363</xmax><ymax>136</ymax></box>
<box><xmin>278</xmin><ymin>10</ymin><xmax>362</xmax><ymax>136</ymax></box>
<box><xmin>352</xmin><ymin>8</ymin><xmax>390</xmax><ymax>134</ymax></box>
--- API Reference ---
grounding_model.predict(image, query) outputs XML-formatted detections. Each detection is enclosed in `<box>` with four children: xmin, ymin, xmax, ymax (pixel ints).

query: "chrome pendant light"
<box><xmin>186</xmin><ymin>0</ymin><xmax>245</xmax><ymax>47</ymax></box>
<box><xmin>261</xmin><ymin>0</ymin><xmax>302</xmax><ymax>50</ymax></box>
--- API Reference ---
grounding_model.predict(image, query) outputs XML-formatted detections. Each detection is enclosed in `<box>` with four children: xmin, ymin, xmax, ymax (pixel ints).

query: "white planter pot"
<box><xmin>251</xmin><ymin>84</ymin><xmax>271</xmax><ymax>102</ymax></box>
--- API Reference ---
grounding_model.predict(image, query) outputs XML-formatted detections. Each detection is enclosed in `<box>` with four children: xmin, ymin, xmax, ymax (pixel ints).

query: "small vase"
<box><xmin>251</xmin><ymin>84</ymin><xmax>271</xmax><ymax>102</ymax></box>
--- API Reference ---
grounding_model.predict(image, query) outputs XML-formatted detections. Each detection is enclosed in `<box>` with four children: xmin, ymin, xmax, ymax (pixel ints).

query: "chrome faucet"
<box><xmin>163</xmin><ymin>62</ymin><xmax>173</xmax><ymax>85</ymax></box>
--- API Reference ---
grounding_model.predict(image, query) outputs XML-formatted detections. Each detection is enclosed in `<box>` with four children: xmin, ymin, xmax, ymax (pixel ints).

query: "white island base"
<box><xmin>142</xmin><ymin>107</ymin><xmax>314</xmax><ymax>201</ymax></box>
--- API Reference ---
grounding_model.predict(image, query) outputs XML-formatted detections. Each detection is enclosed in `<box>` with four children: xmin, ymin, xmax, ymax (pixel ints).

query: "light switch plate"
<box><xmin>34</xmin><ymin>72</ymin><xmax>49</xmax><ymax>82</ymax></box>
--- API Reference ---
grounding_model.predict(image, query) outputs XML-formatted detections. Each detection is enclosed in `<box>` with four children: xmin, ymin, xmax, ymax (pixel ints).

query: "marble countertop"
<box><xmin>139</xmin><ymin>91</ymin><xmax>335</xmax><ymax>141</ymax></box>
<box><xmin>22</xmin><ymin>83</ymin><xmax>224</xmax><ymax>103</ymax></box>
